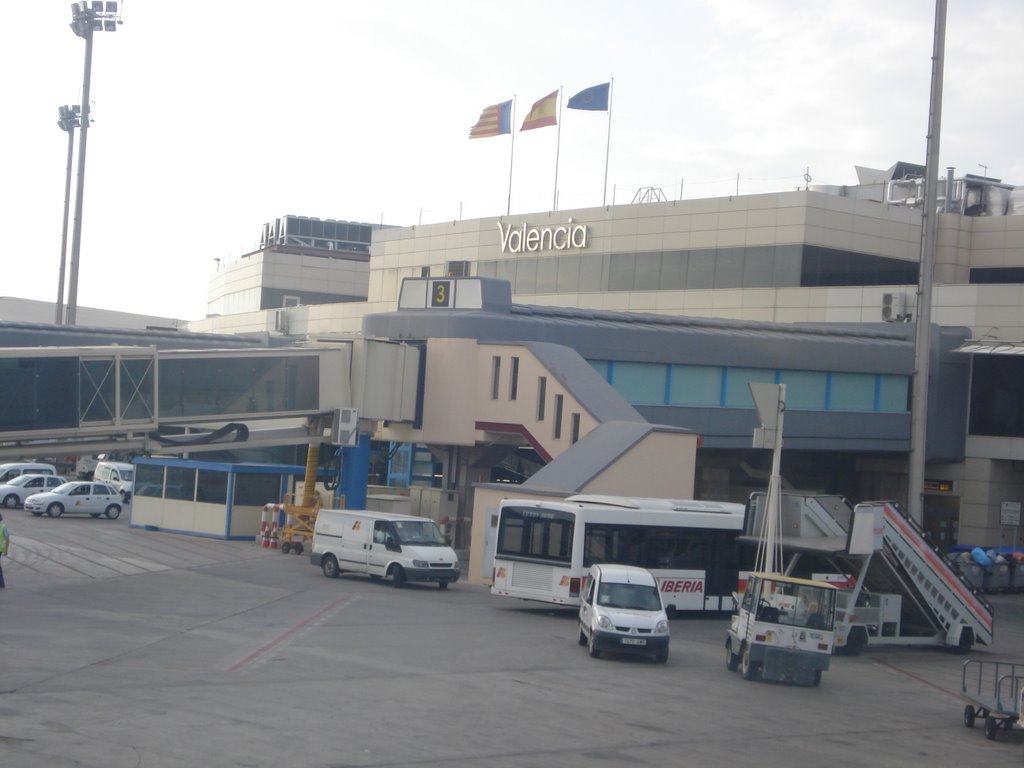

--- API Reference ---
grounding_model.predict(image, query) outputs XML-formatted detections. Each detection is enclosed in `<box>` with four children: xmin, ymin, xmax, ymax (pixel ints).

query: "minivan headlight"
<box><xmin>597</xmin><ymin>614</ymin><xmax>614</xmax><ymax>630</ymax></box>
<box><xmin>412</xmin><ymin>560</ymin><xmax>428</xmax><ymax>568</ymax></box>
<box><xmin>655</xmin><ymin>619</ymin><xmax>669</xmax><ymax>634</ymax></box>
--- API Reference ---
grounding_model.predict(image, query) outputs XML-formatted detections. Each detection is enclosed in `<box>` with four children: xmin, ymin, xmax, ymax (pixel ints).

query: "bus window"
<box><xmin>585</xmin><ymin>523</ymin><xmax>709</xmax><ymax>570</ymax></box>
<box><xmin>496</xmin><ymin>506</ymin><xmax>575</xmax><ymax>565</ymax></box>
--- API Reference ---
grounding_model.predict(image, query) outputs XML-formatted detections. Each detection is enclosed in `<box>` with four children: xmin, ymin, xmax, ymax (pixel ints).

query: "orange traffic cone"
<box><xmin>258</xmin><ymin>520</ymin><xmax>269</xmax><ymax>547</ymax></box>
<box><xmin>270</xmin><ymin>521</ymin><xmax>279</xmax><ymax>550</ymax></box>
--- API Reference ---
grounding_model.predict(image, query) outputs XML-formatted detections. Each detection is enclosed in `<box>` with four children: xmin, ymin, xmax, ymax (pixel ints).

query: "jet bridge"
<box><xmin>0</xmin><ymin>340</ymin><xmax>420</xmax><ymax>459</ymax></box>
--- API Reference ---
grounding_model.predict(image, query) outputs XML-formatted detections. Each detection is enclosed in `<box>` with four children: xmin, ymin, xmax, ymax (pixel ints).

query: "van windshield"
<box><xmin>597</xmin><ymin>582</ymin><xmax>663</xmax><ymax>611</ymax></box>
<box><xmin>392</xmin><ymin>520</ymin><xmax>447</xmax><ymax>546</ymax></box>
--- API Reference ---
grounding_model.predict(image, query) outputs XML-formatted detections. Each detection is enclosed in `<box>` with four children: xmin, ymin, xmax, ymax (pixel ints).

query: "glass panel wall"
<box><xmin>597</xmin><ymin>360</ymin><xmax>906</xmax><ymax>415</ymax></box>
<box><xmin>480</xmin><ymin>245</ymin><xmax>917</xmax><ymax>295</ymax></box>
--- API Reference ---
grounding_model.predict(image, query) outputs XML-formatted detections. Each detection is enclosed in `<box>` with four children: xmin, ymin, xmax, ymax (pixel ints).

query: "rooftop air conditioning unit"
<box><xmin>274</xmin><ymin>309</ymin><xmax>290</xmax><ymax>334</ymax></box>
<box><xmin>882</xmin><ymin>292</ymin><xmax>906</xmax><ymax>322</ymax></box>
<box><xmin>446</xmin><ymin>260</ymin><xmax>469</xmax><ymax>278</ymax></box>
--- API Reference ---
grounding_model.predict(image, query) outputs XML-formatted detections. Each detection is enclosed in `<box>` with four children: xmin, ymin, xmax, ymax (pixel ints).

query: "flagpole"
<box><xmin>603</xmin><ymin>77</ymin><xmax>614</xmax><ymax>207</ymax></box>
<box><xmin>553</xmin><ymin>86</ymin><xmax>563</xmax><ymax>211</ymax></box>
<box><xmin>507</xmin><ymin>96</ymin><xmax>516</xmax><ymax>216</ymax></box>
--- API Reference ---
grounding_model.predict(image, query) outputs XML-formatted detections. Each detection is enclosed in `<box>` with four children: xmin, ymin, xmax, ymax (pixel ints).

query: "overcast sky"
<box><xmin>4</xmin><ymin>1</ymin><xmax>1022</xmax><ymax>321</ymax></box>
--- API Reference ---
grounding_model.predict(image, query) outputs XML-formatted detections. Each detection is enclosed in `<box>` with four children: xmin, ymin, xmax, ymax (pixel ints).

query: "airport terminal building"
<box><xmin>182</xmin><ymin>166</ymin><xmax>1024</xmax><ymax>551</ymax></box>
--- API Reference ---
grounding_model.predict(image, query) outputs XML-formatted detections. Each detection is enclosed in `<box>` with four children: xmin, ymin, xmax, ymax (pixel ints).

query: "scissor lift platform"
<box><xmin>279</xmin><ymin>497</ymin><xmax>321</xmax><ymax>555</ymax></box>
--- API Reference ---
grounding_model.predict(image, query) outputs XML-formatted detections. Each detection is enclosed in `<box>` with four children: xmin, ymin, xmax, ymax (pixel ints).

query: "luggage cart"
<box><xmin>960</xmin><ymin>659</ymin><xmax>1023</xmax><ymax>740</ymax></box>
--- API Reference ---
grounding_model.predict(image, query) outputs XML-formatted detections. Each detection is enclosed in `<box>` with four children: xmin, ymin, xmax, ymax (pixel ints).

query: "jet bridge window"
<box><xmin>159</xmin><ymin>356</ymin><xmax>319</xmax><ymax>419</ymax></box>
<box><xmin>0</xmin><ymin>357</ymin><xmax>78</xmax><ymax>432</ymax></box>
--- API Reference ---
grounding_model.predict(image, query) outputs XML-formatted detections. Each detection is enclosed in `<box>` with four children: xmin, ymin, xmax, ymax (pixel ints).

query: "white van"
<box><xmin>0</xmin><ymin>462</ymin><xmax>58</xmax><ymax>485</ymax></box>
<box><xmin>310</xmin><ymin>509</ymin><xmax>460</xmax><ymax>589</ymax></box>
<box><xmin>578</xmin><ymin>563</ymin><xmax>670</xmax><ymax>663</ymax></box>
<box><xmin>93</xmin><ymin>461</ymin><xmax>134</xmax><ymax>501</ymax></box>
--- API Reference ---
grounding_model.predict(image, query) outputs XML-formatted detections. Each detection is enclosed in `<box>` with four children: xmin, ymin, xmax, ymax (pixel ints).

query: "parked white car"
<box><xmin>24</xmin><ymin>481</ymin><xmax>123</xmax><ymax>519</ymax></box>
<box><xmin>0</xmin><ymin>474</ymin><xmax>67</xmax><ymax>508</ymax></box>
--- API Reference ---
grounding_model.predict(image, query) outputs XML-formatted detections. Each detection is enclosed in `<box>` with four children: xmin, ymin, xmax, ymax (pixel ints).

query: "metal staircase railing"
<box><xmin>869</xmin><ymin>501</ymin><xmax>993</xmax><ymax>646</ymax></box>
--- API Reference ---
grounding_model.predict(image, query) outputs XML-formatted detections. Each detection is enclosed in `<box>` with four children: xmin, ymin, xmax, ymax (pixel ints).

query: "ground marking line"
<box><xmin>227</xmin><ymin>594</ymin><xmax>356</xmax><ymax>672</ymax></box>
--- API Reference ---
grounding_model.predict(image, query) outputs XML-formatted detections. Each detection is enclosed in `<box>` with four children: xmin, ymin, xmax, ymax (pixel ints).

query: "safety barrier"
<box><xmin>260</xmin><ymin>503</ymin><xmax>286</xmax><ymax>548</ymax></box>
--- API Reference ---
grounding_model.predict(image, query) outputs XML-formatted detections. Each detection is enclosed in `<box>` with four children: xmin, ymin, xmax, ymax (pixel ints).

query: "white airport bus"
<box><xmin>490</xmin><ymin>494</ymin><xmax>746</xmax><ymax>611</ymax></box>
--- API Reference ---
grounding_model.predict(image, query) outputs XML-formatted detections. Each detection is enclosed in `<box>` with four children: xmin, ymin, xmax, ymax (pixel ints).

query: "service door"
<box><xmin>366</xmin><ymin>520</ymin><xmax>393</xmax><ymax>576</ymax></box>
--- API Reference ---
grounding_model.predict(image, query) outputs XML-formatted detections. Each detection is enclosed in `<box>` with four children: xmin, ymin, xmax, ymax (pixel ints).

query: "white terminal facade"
<box><xmin>192</xmin><ymin>164</ymin><xmax>1024</xmax><ymax>556</ymax></box>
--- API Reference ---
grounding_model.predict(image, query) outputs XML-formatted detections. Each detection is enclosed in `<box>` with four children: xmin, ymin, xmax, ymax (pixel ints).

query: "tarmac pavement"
<box><xmin>0</xmin><ymin>509</ymin><xmax>1021</xmax><ymax>767</ymax></box>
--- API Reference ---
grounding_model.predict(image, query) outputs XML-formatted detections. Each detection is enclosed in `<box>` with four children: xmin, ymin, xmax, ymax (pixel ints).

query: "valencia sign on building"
<box><xmin>497</xmin><ymin>220</ymin><xmax>588</xmax><ymax>254</ymax></box>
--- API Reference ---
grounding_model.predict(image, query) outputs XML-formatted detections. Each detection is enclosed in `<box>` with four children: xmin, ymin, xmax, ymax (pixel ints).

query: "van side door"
<box><xmin>580</xmin><ymin>572</ymin><xmax>598</xmax><ymax>634</ymax></box>
<box><xmin>366</xmin><ymin>521</ymin><xmax>394</xmax><ymax>576</ymax></box>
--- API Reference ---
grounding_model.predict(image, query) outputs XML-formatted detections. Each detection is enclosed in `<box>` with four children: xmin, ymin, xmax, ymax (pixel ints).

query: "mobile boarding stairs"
<box><xmin>746</xmin><ymin>493</ymin><xmax>993</xmax><ymax>655</ymax></box>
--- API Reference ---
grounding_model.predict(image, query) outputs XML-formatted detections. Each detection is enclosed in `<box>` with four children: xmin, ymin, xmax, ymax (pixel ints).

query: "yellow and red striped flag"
<box><xmin>469</xmin><ymin>100</ymin><xmax>512</xmax><ymax>139</ymax></box>
<box><xmin>520</xmin><ymin>91</ymin><xmax>558</xmax><ymax>131</ymax></box>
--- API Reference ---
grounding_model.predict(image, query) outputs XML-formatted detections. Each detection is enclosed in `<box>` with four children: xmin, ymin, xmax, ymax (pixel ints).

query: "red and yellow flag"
<box><xmin>469</xmin><ymin>100</ymin><xmax>512</xmax><ymax>139</ymax></box>
<box><xmin>520</xmin><ymin>91</ymin><xmax>558</xmax><ymax>131</ymax></box>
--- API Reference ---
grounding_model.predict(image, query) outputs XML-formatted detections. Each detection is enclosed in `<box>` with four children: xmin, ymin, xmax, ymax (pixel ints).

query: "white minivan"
<box><xmin>93</xmin><ymin>461</ymin><xmax>134</xmax><ymax>501</ymax></box>
<box><xmin>310</xmin><ymin>509</ymin><xmax>460</xmax><ymax>589</ymax></box>
<box><xmin>578</xmin><ymin>564</ymin><xmax>670</xmax><ymax>663</ymax></box>
<box><xmin>0</xmin><ymin>462</ymin><xmax>58</xmax><ymax>485</ymax></box>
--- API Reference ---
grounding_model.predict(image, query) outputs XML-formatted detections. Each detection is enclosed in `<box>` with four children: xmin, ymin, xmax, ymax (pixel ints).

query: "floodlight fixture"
<box><xmin>69</xmin><ymin>1</ymin><xmax>118</xmax><ymax>39</ymax></box>
<box><xmin>64</xmin><ymin>0</ymin><xmax>121</xmax><ymax>325</ymax></box>
<box><xmin>57</xmin><ymin>104</ymin><xmax>81</xmax><ymax>133</ymax></box>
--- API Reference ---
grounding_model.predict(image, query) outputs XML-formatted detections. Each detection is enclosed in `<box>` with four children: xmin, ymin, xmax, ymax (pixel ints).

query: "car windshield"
<box><xmin>51</xmin><ymin>482</ymin><xmax>79</xmax><ymax>495</ymax></box>
<box><xmin>8</xmin><ymin>475</ymin><xmax>36</xmax><ymax>487</ymax></box>
<box><xmin>392</xmin><ymin>520</ymin><xmax>446</xmax><ymax>546</ymax></box>
<box><xmin>121</xmin><ymin>470</ymin><xmax>134</xmax><ymax>480</ymax></box>
<box><xmin>597</xmin><ymin>582</ymin><xmax>663</xmax><ymax>611</ymax></box>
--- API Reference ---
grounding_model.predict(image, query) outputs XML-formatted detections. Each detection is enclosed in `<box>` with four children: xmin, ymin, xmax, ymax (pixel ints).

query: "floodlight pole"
<box><xmin>907</xmin><ymin>0</ymin><xmax>946</xmax><ymax>525</ymax></box>
<box><xmin>66</xmin><ymin>1</ymin><xmax>119</xmax><ymax>326</ymax></box>
<box><xmin>56</xmin><ymin>106</ymin><xmax>80</xmax><ymax>325</ymax></box>
<box><xmin>65</xmin><ymin>18</ymin><xmax>95</xmax><ymax>326</ymax></box>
